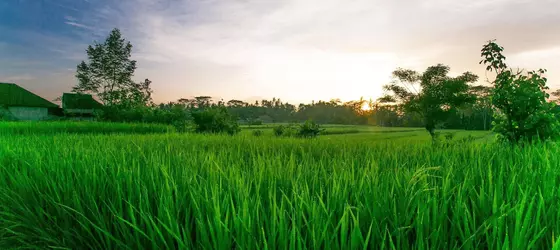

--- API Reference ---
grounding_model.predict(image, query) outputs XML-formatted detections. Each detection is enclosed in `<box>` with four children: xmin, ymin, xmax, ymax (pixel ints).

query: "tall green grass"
<box><xmin>0</xmin><ymin>132</ymin><xmax>559</xmax><ymax>249</ymax></box>
<box><xmin>0</xmin><ymin>121</ymin><xmax>174</xmax><ymax>135</ymax></box>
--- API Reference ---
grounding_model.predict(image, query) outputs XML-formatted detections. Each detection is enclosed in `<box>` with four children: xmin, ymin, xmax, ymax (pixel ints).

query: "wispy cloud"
<box><xmin>64</xmin><ymin>15</ymin><xmax>77</xmax><ymax>22</ymax></box>
<box><xmin>65</xmin><ymin>21</ymin><xmax>94</xmax><ymax>30</ymax></box>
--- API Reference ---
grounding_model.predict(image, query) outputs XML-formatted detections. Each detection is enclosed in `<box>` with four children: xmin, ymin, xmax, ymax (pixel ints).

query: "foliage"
<box><xmin>74</xmin><ymin>28</ymin><xmax>153</xmax><ymax>109</ymax></box>
<box><xmin>1</xmin><ymin>130</ymin><xmax>559</xmax><ymax>249</ymax></box>
<box><xmin>480</xmin><ymin>40</ymin><xmax>560</xmax><ymax>143</ymax></box>
<box><xmin>191</xmin><ymin>107</ymin><xmax>240</xmax><ymax>135</ymax></box>
<box><xmin>273</xmin><ymin>125</ymin><xmax>286</xmax><ymax>137</ymax></box>
<box><xmin>0</xmin><ymin>121</ymin><xmax>173</xmax><ymax>135</ymax></box>
<box><xmin>272</xmin><ymin>122</ymin><xmax>322</xmax><ymax>138</ymax></box>
<box><xmin>552</xmin><ymin>89</ymin><xmax>560</xmax><ymax>103</ymax></box>
<box><xmin>380</xmin><ymin>64</ymin><xmax>479</xmax><ymax>137</ymax></box>
<box><xmin>252</xmin><ymin>130</ymin><xmax>263</xmax><ymax>137</ymax></box>
<box><xmin>89</xmin><ymin>93</ymin><xmax>493</xmax><ymax>131</ymax></box>
<box><xmin>297</xmin><ymin>120</ymin><xmax>323</xmax><ymax>138</ymax></box>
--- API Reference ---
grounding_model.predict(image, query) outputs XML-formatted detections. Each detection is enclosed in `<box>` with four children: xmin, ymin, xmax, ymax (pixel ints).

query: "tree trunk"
<box><xmin>425</xmin><ymin>122</ymin><xmax>436</xmax><ymax>140</ymax></box>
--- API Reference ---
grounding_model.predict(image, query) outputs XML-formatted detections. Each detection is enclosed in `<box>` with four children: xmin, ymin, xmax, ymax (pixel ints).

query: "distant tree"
<box><xmin>130</xmin><ymin>78</ymin><xmax>154</xmax><ymax>106</ymax></box>
<box><xmin>379</xmin><ymin>64</ymin><xmax>478</xmax><ymax>138</ymax></box>
<box><xmin>227</xmin><ymin>100</ymin><xmax>247</xmax><ymax>107</ymax></box>
<box><xmin>552</xmin><ymin>89</ymin><xmax>560</xmax><ymax>103</ymax></box>
<box><xmin>194</xmin><ymin>96</ymin><xmax>212</xmax><ymax>108</ymax></box>
<box><xmin>74</xmin><ymin>28</ymin><xmax>152</xmax><ymax>108</ymax></box>
<box><xmin>480</xmin><ymin>40</ymin><xmax>559</xmax><ymax>143</ymax></box>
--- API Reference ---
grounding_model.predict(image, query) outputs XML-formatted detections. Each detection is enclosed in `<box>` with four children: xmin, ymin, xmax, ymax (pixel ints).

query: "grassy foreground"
<box><xmin>1</xmin><ymin>127</ymin><xmax>560</xmax><ymax>249</ymax></box>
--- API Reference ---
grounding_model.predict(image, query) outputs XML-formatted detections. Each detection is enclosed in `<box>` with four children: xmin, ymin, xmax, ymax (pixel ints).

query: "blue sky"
<box><xmin>1</xmin><ymin>0</ymin><xmax>560</xmax><ymax>104</ymax></box>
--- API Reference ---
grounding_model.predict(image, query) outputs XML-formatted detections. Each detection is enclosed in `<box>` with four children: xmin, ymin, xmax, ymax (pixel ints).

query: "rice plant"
<box><xmin>0</xmin><ymin>125</ymin><xmax>558</xmax><ymax>249</ymax></box>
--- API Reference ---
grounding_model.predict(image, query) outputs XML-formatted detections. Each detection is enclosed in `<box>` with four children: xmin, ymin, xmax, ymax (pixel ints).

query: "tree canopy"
<box><xmin>480</xmin><ymin>40</ymin><xmax>559</xmax><ymax>142</ymax></box>
<box><xmin>379</xmin><ymin>64</ymin><xmax>479</xmax><ymax>137</ymax></box>
<box><xmin>74</xmin><ymin>28</ymin><xmax>152</xmax><ymax>108</ymax></box>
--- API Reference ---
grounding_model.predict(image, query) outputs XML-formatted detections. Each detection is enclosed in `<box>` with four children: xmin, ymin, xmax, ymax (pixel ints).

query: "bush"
<box><xmin>273</xmin><ymin>125</ymin><xmax>285</xmax><ymax>137</ymax></box>
<box><xmin>481</xmin><ymin>40</ymin><xmax>560</xmax><ymax>143</ymax></box>
<box><xmin>191</xmin><ymin>107</ymin><xmax>240</xmax><ymax>135</ymax></box>
<box><xmin>297</xmin><ymin>120</ymin><xmax>323</xmax><ymax>138</ymax></box>
<box><xmin>252</xmin><ymin>130</ymin><xmax>263</xmax><ymax>137</ymax></box>
<box><xmin>273</xmin><ymin>122</ymin><xmax>323</xmax><ymax>138</ymax></box>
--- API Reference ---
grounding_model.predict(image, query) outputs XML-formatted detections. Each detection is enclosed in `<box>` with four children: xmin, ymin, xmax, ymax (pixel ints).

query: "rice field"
<box><xmin>1</xmin><ymin>122</ymin><xmax>559</xmax><ymax>249</ymax></box>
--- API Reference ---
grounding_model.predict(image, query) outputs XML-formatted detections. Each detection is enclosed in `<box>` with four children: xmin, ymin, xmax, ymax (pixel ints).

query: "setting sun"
<box><xmin>361</xmin><ymin>102</ymin><xmax>371</xmax><ymax>111</ymax></box>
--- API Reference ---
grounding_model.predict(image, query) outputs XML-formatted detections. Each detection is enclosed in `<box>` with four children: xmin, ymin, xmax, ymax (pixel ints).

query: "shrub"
<box><xmin>273</xmin><ymin>125</ymin><xmax>285</xmax><ymax>137</ymax></box>
<box><xmin>480</xmin><ymin>40</ymin><xmax>560</xmax><ymax>143</ymax></box>
<box><xmin>191</xmin><ymin>107</ymin><xmax>240</xmax><ymax>135</ymax></box>
<box><xmin>252</xmin><ymin>130</ymin><xmax>263</xmax><ymax>137</ymax></box>
<box><xmin>297</xmin><ymin>120</ymin><xmax>323</xmax><ymax>138</ymax></box>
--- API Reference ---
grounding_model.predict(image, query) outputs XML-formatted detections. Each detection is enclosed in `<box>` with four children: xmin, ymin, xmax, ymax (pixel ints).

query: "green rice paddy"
<box><xmin>1</xmin><ymin>122</ymin><xmax>559</xmax><ymax>249</ymax></box>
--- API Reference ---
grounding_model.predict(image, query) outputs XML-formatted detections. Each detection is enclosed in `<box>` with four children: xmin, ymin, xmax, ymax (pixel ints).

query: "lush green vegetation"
<box><xmin>2</xmin><ymin>29</ymin><xmax>560</xmax><ymax>249</ymax></box>
<box><xmin>0</xmin><ymin>121</ymin><xmax>174</xmax><ymax>135</ymax></box>
<box><xmin>2</xmin><ymin>123</ymin><xmax>559</xmax><ymax>249</ymax></box>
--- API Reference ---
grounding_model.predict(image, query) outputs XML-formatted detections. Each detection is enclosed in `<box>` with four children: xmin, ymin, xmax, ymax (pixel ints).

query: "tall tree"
<box><xmin>74</xmin><ymin>28</ymin><xmax>152</xmax><ymax>107</ymax></box>
<box><xmin>379</xmin><ymin>64</ymin><xmax>478</xmax><ymax>138</ymax></box>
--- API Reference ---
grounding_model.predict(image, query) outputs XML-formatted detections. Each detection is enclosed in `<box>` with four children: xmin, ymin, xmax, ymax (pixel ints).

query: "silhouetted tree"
<box><xmin>74</xmin><ymin>28</ymin><xmax>152</xmax><ymax>108</ymax></box>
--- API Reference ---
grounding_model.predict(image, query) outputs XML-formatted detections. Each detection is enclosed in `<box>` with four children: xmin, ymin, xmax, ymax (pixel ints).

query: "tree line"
<box><xmin>73</xmin><ymin>28</ymin><xmax>560</xmax><ymax>142</ymax></box>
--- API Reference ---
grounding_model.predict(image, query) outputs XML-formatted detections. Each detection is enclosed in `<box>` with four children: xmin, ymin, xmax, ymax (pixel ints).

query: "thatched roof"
<box><xmin>0</xmin><ymin>82</ymin><xmax>58</xmax><ymax>108</ymax></box>
<box><xmin>62</xmin><ymin>93</ymin><xmax>103</xmax><ymax>109</ymax></box>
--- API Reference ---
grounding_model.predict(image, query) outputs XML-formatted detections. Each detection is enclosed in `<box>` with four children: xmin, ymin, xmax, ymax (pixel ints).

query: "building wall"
<box><xmin>8</xmin><ymin>106</ymin><xmax>49</xmax><ymax>121</ymax></box>
<box><xmin>0</xmin><ymin>107</ymin><xmax>16</xmax><ymax>120</ymax></box>
<box><xmin>65</xmin><ymin>108</ymin><xmax>95</xmax><ymax>114</ymax></box>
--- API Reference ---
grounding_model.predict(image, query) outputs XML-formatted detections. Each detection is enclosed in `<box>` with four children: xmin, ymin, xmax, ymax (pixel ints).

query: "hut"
<box><xmin>0</xmin><ymin>82</ymin><xmax>59</xmax><ymax>120</ymax></box>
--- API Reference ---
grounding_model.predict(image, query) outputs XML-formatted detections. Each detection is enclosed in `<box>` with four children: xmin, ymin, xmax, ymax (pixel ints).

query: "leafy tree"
<box><xmin>74</xmin><ymin>28</ymin><xmax>152</xmax><ymax>108</ymax></box>
<box><xmin>480</xmin><ymin>40</ymin><xmax>559</xmax><ymax>143</ymax></box>
<box><xmin>379</xmin><ymin>64</ymin><xmax>478</xmax><ymax>138</ymax></box>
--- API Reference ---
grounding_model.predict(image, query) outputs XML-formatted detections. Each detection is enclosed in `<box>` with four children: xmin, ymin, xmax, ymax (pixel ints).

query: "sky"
<box><xmin>1</xmin><ymin>0</ymin><xmax>560</xmax><ymax>105</ymax></box>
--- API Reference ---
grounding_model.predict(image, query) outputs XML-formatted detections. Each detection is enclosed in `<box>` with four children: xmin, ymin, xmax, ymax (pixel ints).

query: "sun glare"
<box><xmin>361</xmin><ymin>102</ymin><xmax>371</xmax><ymax>111</ymax></box>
